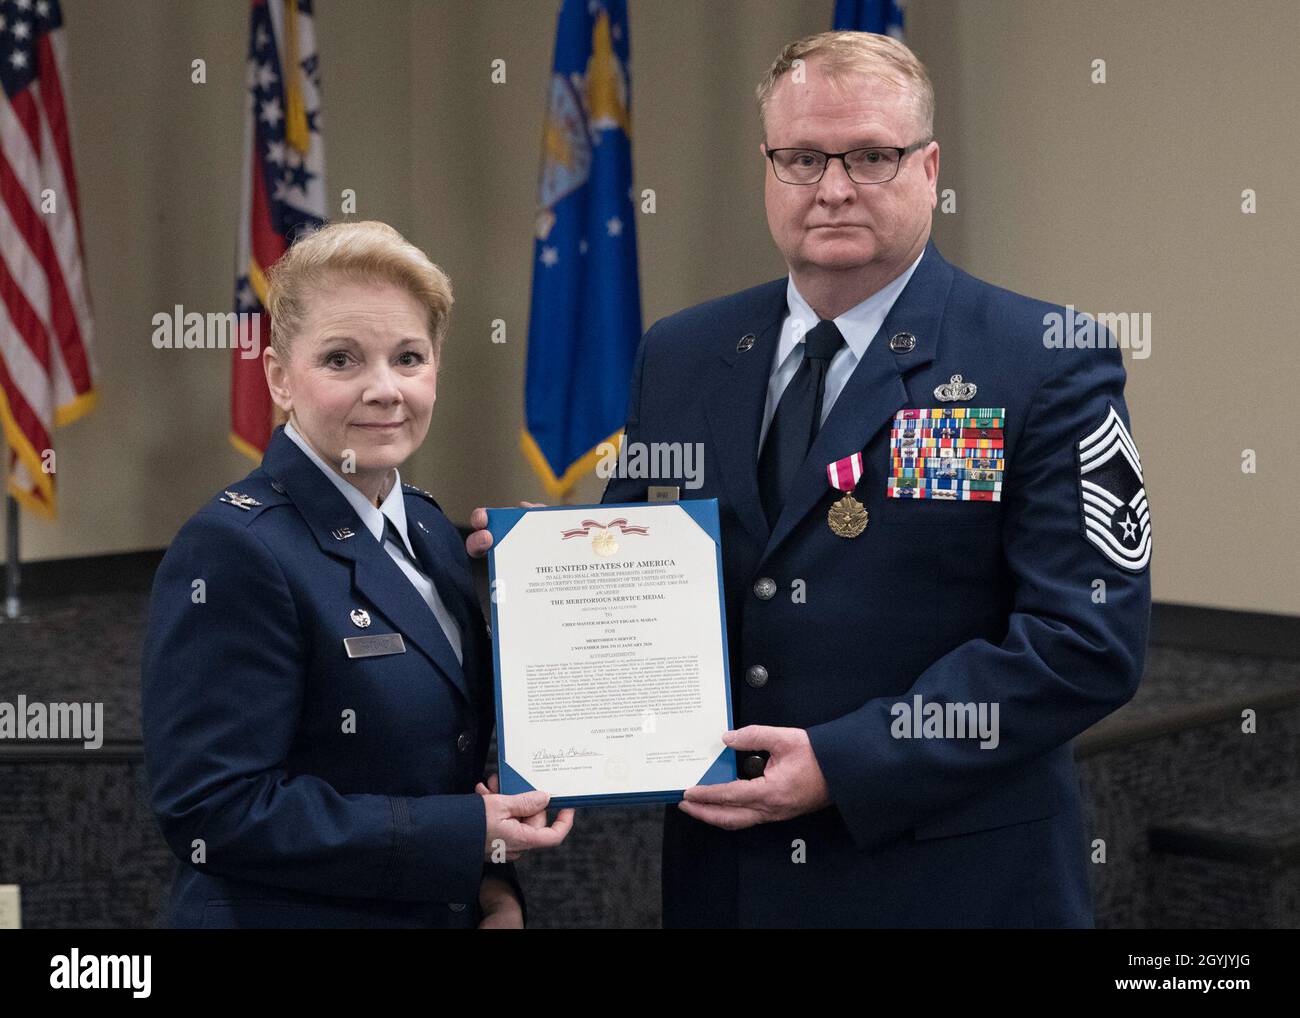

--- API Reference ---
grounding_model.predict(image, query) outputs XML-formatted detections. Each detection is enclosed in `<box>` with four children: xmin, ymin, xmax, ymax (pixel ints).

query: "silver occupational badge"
<box><xmin>350</xmin><ymin>609</ymin><xmax>371</xmax><ymax>628</ymax></box>
<box><xmin>934</xmin><ymin>374</ymin><xmax>977</xmax><ymax>402</ymax></box>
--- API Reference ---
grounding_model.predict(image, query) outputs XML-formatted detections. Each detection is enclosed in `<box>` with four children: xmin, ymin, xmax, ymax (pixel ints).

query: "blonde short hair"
<box><xmin>755</xmin><ymin>31</ymin><xmax>934</xmax><ymax>140</ymax></box>
<box><xmin>265</xmin><ymin>220</ymin><xmax>454</xmax><ymax>361</ymax></box>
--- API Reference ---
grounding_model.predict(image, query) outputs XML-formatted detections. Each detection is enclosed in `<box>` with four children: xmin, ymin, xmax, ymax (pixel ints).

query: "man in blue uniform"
<box><xmin>597</xmin><ymin>31</ymin><xmax>1152</xmax><ymax>926</ymax></box>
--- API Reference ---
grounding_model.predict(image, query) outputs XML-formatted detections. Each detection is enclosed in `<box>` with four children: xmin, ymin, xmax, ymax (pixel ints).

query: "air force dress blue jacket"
<box><xmin>142</xmin><ymin>425</ymin><xmax>514</xmax><ymax>928</ymax></box>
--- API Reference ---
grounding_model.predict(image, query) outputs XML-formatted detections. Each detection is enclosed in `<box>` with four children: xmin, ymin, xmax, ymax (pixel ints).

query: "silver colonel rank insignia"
<box><xmin>1077</xmin><ymin>404</ymin><xmax>1151</xmax><ymax>572</ymax></box>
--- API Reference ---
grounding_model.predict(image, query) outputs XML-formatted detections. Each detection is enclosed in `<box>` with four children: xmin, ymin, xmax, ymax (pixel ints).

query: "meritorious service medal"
<box><xmin>826</xmin><ymin>452</ymin><xmax>868</xmax><ymax>538</ymax></box>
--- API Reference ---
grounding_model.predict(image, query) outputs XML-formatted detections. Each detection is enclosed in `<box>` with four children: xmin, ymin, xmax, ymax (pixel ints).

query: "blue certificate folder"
<box><xmin>486</xmin><ymin>499</ymin><xmax>736</xmax><ymax>807</ymax></box>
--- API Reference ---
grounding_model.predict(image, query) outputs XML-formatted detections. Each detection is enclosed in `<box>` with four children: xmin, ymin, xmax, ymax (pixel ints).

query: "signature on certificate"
<box><xmin>532</xmin><ymin>746</ymin><xmax>602</xmax><ymax>764</ymax></box>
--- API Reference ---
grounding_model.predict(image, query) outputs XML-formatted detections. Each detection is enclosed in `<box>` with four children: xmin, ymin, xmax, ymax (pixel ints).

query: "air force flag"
<box><xmin>833</xmin><ymin>0</ymin><xmax>905</xmax><ymax>36</ymax></box>
<box><xmin>522</xmin><ymin>0</ymin><xmax>642</xmax><ymax>498</ymax></box>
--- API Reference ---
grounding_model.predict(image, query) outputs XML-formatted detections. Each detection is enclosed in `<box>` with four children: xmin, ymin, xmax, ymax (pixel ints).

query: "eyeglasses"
<box><xmin>765</xmin><ymin>139</ymin><xmax>932</xmax><ymax>185</ymax></box>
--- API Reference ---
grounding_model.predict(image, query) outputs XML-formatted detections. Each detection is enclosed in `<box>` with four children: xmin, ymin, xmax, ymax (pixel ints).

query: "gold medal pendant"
<box><xmin>828</xmin><ymin>494</ymin><xmax>868</xmax><ymax>538</ymax></box>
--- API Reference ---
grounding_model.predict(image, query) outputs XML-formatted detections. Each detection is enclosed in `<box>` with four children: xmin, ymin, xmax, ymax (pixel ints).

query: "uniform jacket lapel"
<box><xmin>760</xmin><ymin>242</ymin><xmax>955</xmax><ymax>564</ymax></box>
<box><xmin>404</xmin><ymin>506</ymin><xmax>483</xmax><ymax>695</ymax></box>
<box><xmin>261</xmin><ymin>427</ymin><xmax>473</xmax><ymax>704</ymax></box>
<box><xmin>703</xmin><ymin>279</ymin><xmax>788</xmax><ymax>549</ymax></box>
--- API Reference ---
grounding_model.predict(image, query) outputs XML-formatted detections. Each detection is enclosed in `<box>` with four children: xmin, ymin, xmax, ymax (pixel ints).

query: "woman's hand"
<box><xmin>477</xmin><ymin>772</ymin><xmax>551</xmax><ymax>841</ymax></box>
<box><xmin>477</xmin><ymin>876</ymin><xmax>524</xmax><ymax>929</ymax></box>
<box><xmin>476</xmin><ymin>774</ymin><xmax>574</xmax><ymax>861</ymax></box>
<box><xmin>465</xmin><ymin>502</ymin><xmax>546</xmax><ymax>559</ymax></box>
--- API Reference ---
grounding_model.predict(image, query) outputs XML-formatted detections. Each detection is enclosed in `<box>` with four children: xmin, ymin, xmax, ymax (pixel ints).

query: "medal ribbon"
<box><xmin>826</xmin><ymin>452</ymin><xmax>864</xmax><ymax>493</ymax></box>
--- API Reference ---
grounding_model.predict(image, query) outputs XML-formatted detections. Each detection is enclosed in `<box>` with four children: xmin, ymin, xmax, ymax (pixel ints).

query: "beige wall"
<box><xmin>6</xmin><ymin>0</ymin><xmax>1298</xmax><ymax>615</ymax></box>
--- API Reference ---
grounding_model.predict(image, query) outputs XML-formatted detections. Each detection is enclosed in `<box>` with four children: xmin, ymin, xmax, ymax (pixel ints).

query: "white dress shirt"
<box><xmin>284</xmin><ymin>419</ymin><xmax>463</xmax><ymax>665</ymax></box>
<box><xmin>759</xmin><ymin>249</ymin><xmax>925</xmax><ymax>452</ymax></box>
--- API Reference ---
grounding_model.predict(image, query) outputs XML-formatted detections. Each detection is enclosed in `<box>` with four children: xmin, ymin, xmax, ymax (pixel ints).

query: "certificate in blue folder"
<box><xmin>486</xmin><ymin>499</ymin><xmax>736</xmax><ymax>807</ymax></box>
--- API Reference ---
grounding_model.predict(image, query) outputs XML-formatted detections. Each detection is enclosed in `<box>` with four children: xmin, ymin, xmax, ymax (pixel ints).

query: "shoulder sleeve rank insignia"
<box><xmin>1077</xmin><ymin>404</ymin><xmax>1151</xmax><ymax>572</ymax></box>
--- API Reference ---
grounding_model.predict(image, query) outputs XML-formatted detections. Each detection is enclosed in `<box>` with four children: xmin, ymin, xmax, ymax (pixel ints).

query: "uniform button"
<box><xmin>752</xmin><ymin>577</ymin><xmax>776</xmax><ymax>600</ymax></box>
<box><xmin>745</xmin><ymin>665</ymin><xmax>769</xmax><ymax>688</ymax></box>
<box><xmin>740</xmin><ymin>753</ymin><xmax>766</xmax><ymax>779</ymax></box>
<box><xmin>449</xmin><ymin>902</ymin><xmax>467</xmax><ymax>913</ymax></box>
<box><xmin>457</xmin><ymin>731</ymin><xmax>472</xmax><ymax>753</ymax></box>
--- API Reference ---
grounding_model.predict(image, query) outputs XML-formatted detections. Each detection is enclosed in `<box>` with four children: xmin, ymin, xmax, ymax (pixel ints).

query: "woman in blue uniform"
<box><xmin>141</xmin><ymin>220</ymin><xmax>572</xmax><ymax>928</ymax></box>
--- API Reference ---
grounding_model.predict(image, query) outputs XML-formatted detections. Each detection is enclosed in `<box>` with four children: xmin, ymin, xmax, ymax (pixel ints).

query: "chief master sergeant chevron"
<box><xmin>600</xmin><ymin>30</ymin><xmax>1151</xmax><ymax>928</ymax></box>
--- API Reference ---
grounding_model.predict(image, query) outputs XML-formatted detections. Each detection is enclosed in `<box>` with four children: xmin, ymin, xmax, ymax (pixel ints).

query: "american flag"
<box><xmin>231</xmin><ymin>0</ymin><xmax>326</xmax><ymax>459</ymax></box>
<box><xmin>0</xmin><ymin>0</ymin><xmax>96</xmax><ymax>519</ymax></box>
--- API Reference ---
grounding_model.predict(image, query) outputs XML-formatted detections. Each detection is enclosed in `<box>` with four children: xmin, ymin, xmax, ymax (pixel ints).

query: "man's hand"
<box><xmin>678</xmin><ymin>725</ymin><xmax>831</xmax><ymax>830</ymax></box>
<box><xmin>477</xmin><ymin>876</ymin><xmax>523</xmax><ymax>929</ymax></box>
<box><xmin>466</xmin><ymin>502</ymin><xmax>546</xmax><ymax>559</ymax></box>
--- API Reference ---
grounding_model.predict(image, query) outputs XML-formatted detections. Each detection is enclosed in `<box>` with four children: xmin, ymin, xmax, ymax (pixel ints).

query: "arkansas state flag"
<box><xmin>231</xmin><ymin>0</ymin><xmax>326</xmax><ymax>460</ymax></box>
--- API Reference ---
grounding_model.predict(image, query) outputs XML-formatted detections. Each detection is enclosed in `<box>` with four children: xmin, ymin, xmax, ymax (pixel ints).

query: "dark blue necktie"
<box><xmin>758</xmin><ymin>319</ymin><xmax>846</xmax><ymax>528</ymax></box>
<box><xmin>386</xmin><ymin>513</ymin><xmax>471</xmax><ymax>664</ymax></box>
<box><xmin>383</xmin><ymin>515</ymin><xmax>421</xmax><ymax>570</ymax></box>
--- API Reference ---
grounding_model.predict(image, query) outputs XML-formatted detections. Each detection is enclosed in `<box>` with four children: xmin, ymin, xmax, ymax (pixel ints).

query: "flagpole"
<box><xmin>4</xmin><ymin>495</ymin><xmax>19</xmax><ymax>619</ymax></box>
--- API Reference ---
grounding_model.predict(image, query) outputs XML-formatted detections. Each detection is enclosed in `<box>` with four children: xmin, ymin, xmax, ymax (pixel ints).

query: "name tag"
<box><xmin>647</xmin><ymin>485</ymin><xmax>680</xmax><ymax>502</ymax></box>
<box><xmin>344</xmin><ymin>634</ymin><xmax>407</xmax><ymax>659</ymax></box>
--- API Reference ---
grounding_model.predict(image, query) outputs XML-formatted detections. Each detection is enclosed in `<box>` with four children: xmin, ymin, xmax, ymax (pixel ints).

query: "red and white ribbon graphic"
<box><xmin>560</xmin><ymin>518</ymin><xmax>650</xmax><ymax>539</ymax></box>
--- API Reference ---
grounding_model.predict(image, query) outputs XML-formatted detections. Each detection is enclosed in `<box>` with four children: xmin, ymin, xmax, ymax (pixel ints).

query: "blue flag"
<box><xmin>522</xmin><ymin>0</ymin><xmax>641</xmax><ymax>497</ymax></box>
<box><xmin>833</xmin><ymin>0</ymin><xmax>904</xmax><ymax>34</ymax></box>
